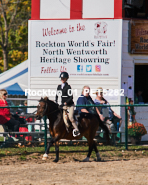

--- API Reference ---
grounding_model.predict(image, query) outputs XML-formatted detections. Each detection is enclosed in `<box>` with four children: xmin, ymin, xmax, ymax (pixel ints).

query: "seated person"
<box><xmin>93</xmin><ymin>87</ymin><xmax>122</xmax><ymax>131</ymax></box>
<box><xmin>76</xmin><ymin>86</ymin><xmax>96</xmax><ymax>114</ymax></box>
<box><xmin>76</xmin><ymin>86</ymin><xmax>112</xmax><ymax>142</ymax></box>
<box><xmin>76</xmin><ymin>85</ymin><xmax>101</xmax><ymax>118</ymax></box>
<box><xmin>134</xmin><ymin>88</ymin><xmax>144</xmax><ymax>104</ymax></box>
<box><xmin>0</xmin><ymin>89</ymin><xmax>21</xmax><ymax>140</ymax></box>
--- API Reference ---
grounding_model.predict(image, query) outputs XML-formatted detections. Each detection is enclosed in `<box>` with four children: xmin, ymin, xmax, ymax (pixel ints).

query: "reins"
<box><xmin>42</xmin><ymin>101</ymin><xmax>48</xmax><ymax>115</ymax></box>
<box><xmin>43</xmin><ymin>101</ymin><xmax>61</xmax><ymax>115</ymax></box>
<box><xmin>48</xmin><ymin>106</ymin><xmax>67</xmax><ymax>115</ymax></box>
<box><xmin>48</xmin><ymin>108</ymin><xmax>59</xmax><ymax>115</ymax></box>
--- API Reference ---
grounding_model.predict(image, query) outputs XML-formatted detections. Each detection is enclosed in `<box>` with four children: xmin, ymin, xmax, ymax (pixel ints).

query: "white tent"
<box><xmin>0</xmin><ymin>60</ymin><xmax>28</xmax><ymax>95</ymax></box>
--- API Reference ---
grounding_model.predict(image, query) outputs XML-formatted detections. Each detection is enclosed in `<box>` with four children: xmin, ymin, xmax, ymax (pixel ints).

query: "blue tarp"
<box><xmin>5</xmin><ymin>83</ymin><xmax>25</xmax><ymax>95</ymax></box>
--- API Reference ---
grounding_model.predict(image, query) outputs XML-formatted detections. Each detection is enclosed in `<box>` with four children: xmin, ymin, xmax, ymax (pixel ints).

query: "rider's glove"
<box><xmin>59</xmin><ymin>104</ymin><xmax>64</xmax><ymax>109</ymax></box>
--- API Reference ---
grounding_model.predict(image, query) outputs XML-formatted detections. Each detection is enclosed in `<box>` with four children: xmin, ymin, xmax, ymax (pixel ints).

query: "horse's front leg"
<box><xmin>42</xmin><ymin>138</ymin><xmax>54</xmax><ymax>160</ymax></box>
<box><xmin>53</xmin><ymin>141</ymin><xmax>59</xmax><ymax>162</ymax></box>
<box><xmin>42</xmin><ymin>136</ymin><xmax>60</xmax><ymax>161</ymax></box>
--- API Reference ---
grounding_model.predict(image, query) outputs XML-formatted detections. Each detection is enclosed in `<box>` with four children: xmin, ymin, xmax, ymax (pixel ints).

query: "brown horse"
<box><xmin>36</xmin><ymin>97</ymin><xmax>110</xmax><ymax>162</ymax></box>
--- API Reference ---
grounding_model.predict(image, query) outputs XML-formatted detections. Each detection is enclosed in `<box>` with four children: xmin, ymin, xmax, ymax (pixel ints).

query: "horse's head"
<box><xmin>36</xmin><ymin>97</ymin><xmax>59</xmax><ymax>120</ymax></box>
<box><xmin>36</xmin><ymin>97</ymin><xmax>48</xmax><ymax>120</ymax></box>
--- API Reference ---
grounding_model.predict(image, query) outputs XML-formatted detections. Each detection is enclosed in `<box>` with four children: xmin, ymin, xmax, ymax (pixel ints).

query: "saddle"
<box><xmin>63</xmin><ymin>109</ymin><xmax>80</xmax><ymax>129</ymax></box>
<box><xmin>63</xmin><ymin>109</ymin><xmax>94</xmax><ymax>130</ymax></box>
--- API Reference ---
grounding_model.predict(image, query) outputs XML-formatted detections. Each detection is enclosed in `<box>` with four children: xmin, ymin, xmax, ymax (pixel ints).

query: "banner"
<box><xmin>130</xmin><ymin>21</ymin><xmax>148</xmax><ymax>54</ymax></box>
<box><xmin>29</xmin><ymin>19</ymin><xmax>122</xmax><ymax>77</ymax></box>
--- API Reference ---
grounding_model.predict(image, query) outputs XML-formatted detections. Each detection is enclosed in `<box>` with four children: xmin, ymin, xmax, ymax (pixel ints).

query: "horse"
<box><xmin>36</xmin><ymin>97</ymin><xmax>110</xmax><ymax>162</ymax></box>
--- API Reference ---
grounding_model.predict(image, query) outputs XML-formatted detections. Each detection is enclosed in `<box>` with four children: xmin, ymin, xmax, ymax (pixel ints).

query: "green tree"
<box><xmin>0</xmin><ymin>0</ymin><xmax>31</xmax><ymax>72</ymax></box>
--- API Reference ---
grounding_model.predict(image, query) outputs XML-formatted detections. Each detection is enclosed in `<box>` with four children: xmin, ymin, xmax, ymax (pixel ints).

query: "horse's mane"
<box><xmin>39</xmin><ymin>97</ymin><xmax>59</xmax><ymax>109</ymax></box>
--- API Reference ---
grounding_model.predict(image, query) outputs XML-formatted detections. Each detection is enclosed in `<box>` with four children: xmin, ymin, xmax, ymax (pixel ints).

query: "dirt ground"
<box><xmin>0</xmin><ymin>151</ymin><xmax>148</xmax><ymax>185</ymax></box>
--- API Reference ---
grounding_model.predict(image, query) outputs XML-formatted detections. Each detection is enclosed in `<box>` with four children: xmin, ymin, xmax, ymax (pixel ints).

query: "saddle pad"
<box><xmin>79</xmin><ymin>112</ymin><xmax>93</xmax><ymax>120</ymax></box>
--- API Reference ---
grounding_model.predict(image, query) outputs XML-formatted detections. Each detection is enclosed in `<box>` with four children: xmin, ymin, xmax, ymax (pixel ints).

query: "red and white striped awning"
<box><xmin>31</xmin><ymin>0</ymin><xmax>122</xmax><ymax>20</ymax></box>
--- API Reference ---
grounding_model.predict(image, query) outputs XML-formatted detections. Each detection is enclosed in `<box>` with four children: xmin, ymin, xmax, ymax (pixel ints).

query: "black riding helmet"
<box><xmin>59</xmin><ymin>72</ymin><xmax>69</xmax><ymax>79</ymax></box>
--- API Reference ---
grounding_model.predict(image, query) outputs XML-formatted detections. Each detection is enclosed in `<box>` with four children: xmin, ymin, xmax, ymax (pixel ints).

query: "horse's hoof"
<box><xmin>53</xmin><ymin>159</ymin><xmax>59</xmax><ymax>163</ymax></box>
<box><xmin>42</xmin><ymin>154</ymin><xmax>48</xmax><ymax>160</ymax></box>
<box><xmin>83</xmin><ymin>157</ymin><xmax>90</xmax><ymax>162</ymax></box>
<box><xmin>96</xmin><ymin>157</ymin><xmax>101</xmax><ymax>162</ymax></box>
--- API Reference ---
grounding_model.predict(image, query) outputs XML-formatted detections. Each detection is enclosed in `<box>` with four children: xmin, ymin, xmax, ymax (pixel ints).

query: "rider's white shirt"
<box><xmin>61</xmin><ymin>83</ymin><xmax>65</xmax><ymax>89</ymax></box>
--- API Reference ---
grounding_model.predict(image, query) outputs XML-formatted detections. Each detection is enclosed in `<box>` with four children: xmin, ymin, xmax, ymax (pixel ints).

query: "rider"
<box><xmin>55</xmin><ymin>72</ymin><xmax>80</xmax><ymax>137</ymax></box>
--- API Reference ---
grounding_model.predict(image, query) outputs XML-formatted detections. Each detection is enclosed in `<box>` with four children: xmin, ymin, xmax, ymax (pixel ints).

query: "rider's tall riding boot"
<box><xmin>72</xmin><ymin>121</ymin><xmax>80</xmax><ymax>137</ymax></box>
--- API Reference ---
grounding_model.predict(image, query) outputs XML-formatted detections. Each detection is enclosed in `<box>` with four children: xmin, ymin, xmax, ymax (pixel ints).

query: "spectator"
<box><xmin>0</xmin><ymin>89</ymin><xmax>21</xmax><ymax>141</ymax></box>
<box><xmin>24</xmin><ymin>100</ymin><xmax>27</xmax><ymax>106</ymax></box>
<box><xmin>135</xmin><ymin>88</ymin><xmax>144</xmax><ymax>104</ymax></box>
<box><xmin>23</xmin><ymin>100</ymin><xmax>27</xmax><ymax>114</ymax></box>
<box><xmin>76</xmin><ymin>86</ymin><xmax>102</xmax><ymax>118</ymax></box>
<box><xmin>93</xmin><ymin>87</ymin><xmax>122</xmax><ymax>130</ymax></box>
<box><xmin>76</xmin><ymin>86</ymin><xmax>96</xmax><ymax>114</ymax></box>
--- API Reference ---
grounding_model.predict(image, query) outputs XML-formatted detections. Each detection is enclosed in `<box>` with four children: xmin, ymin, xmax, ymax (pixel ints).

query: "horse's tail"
<box><xmin>98</xmin><ymin>117</ymin><xmax>110</xmax><ymax>145</ymax></box>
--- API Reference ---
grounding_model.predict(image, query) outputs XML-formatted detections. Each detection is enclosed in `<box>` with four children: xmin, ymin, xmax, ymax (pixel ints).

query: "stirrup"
<box><xmin>73</xmin><ymin>129</ymin><xmax>80</xmax><ymax>137</ymax></box>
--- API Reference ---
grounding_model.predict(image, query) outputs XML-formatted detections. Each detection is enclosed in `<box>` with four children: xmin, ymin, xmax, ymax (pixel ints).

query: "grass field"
<box><xmin>1</xmin><ymin>143</ymin><xmax>148</xmax><ymax>161</ymax></box>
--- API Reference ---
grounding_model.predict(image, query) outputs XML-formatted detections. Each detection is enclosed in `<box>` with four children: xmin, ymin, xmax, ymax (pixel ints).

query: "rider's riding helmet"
<box><xmin>59</xmin><ymin>72</ymin><xmax>69</xmax><ymax>79</ymax></box>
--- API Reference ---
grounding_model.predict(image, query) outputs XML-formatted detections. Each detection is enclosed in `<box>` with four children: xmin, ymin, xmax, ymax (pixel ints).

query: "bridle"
<box><xmin>42</xmin><ymin>101</ymin><xmax>48</xmax><ymax>116</ymax></box>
